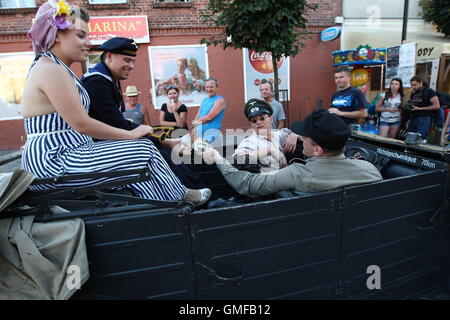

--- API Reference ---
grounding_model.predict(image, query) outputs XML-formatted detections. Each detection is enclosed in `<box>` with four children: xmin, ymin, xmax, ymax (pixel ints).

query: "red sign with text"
<box><xmin>88</xmin><ymin>16</ymin><xmax>150</xmax><ymax>45</ymax></box>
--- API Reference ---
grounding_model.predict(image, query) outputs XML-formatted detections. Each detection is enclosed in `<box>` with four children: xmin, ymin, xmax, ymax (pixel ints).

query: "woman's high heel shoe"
<box><xmin>194</xmin><ymin>188</ymin><xmax>212</xmax><ymax>207</ymax></box>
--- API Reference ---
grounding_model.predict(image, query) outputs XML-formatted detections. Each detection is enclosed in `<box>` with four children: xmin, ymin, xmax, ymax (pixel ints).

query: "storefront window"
<box><xmin>416</xmin><ymin>61</ymin><xmax>433</xmax><ymax>85</ymax></box>
<box><xmin>0</xmin><ymin>0</ymin><xmax>35</xmax><ymax>8</ymax></box>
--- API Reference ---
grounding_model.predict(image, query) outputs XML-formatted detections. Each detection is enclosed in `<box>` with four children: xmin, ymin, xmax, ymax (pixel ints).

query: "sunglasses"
<box><xmin>165</xmin><ymin>85</ymin><xmax>178</xmax><ymax>91</ymax></box>
<box><xmin>250</xmin><ymin>114</ymin><xmax>269</xmax><ymax>123</ymax></box>
<box><xmin>147</xmin><ymin>126</ymin><xmax>174</xmax><ymax>142</ymax></box>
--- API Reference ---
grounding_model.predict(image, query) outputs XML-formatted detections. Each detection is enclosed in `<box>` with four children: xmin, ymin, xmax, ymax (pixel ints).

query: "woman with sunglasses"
<box><xmin>232</xmin><ymin>99</ymin><xmax>299</xmax><ymax>173</ymax></box>
<box><xmin>159</xmin><ymin>85</ymin><xmax>188</xmax><ymax>130</ymax></box>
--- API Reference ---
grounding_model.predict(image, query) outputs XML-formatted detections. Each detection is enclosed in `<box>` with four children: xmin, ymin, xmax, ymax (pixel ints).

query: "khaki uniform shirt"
<box><xmin>233</xmin><ymin>129</ymin><xmax>290</xmax><ymax>173</ymax></box>
<box><xmin>217</xmin><ymin>154</ymin><xmax>382</xmax><ymax>198</ymax></box>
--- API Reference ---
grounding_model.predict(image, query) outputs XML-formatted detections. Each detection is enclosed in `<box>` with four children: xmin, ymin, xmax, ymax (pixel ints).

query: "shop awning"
<box><xmin>342</xmin><ymin>29</ymin><xmax>450</xmax><ymax>60</ymax></box>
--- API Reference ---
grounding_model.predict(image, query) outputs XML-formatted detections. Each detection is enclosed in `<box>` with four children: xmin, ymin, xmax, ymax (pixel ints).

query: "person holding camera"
<box><xmin>406</xmin><ymin>76</ymin><xmax>440</xmax><ymax>142</ymax></box>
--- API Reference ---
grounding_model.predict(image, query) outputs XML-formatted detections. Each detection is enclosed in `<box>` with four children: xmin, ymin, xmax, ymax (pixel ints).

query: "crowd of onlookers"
<box><xmin>374</xmin><ymin>74</ymin><xmax>450</xmax><ymax>145</ymax></box>
<box><xmin>329</xmin><ymin>66</ymin><xmax>450</xmax><ymax>146</ymax></box>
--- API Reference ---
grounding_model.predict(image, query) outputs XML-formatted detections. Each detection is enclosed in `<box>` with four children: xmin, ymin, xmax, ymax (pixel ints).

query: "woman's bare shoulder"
<box><xmin>22</xmin><ymin>58</ymin><xmax>75</xmax><ymax>117</ymax></box>
<box><xmin>28</xmin><ymin>57</ymin><xmax>69</xmax><ymax>81</ymax></box>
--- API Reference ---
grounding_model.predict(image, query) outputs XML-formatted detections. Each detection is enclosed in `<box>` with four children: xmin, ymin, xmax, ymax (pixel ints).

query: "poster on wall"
<box><xmin>243</xmin><ymin>48</ymin><xmax>290</xmax><ymax>102</ymax></box>
<box><xmin>385</xmin><ymin>46</ymin><xmax>399</xmax><ymax>88</ymax></box>
<box><xmin>148</xmin><ymin>45</ymin><xmax>209</xmax><ymax>108</ymax></box>
<box><xmin>0</xmin><ymin>52</ymin><xmax>35</xmax><ymax>120</ymax></box>
<box><xmin>385</xmin><ymin>43</ymin><xmax>416</xmax><ymax>88</ymax></box>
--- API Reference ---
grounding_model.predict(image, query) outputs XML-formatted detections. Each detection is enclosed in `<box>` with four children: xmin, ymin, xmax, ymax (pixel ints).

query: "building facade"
<box><xmin>0</xmin><ymin>0</ymin><xmax>342</xmax><ymax>150</ymax></box>
<box><xmin>339</xmin><ymin>0</ymin><xmax>450</xmax><ymax>93</ymax></box>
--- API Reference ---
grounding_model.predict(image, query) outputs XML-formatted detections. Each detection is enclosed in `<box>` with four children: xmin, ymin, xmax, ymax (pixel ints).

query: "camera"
<box><xmin>402</xmin><ymin>99</ymin><xmax>420</xmax><ymax>112</ymax></box>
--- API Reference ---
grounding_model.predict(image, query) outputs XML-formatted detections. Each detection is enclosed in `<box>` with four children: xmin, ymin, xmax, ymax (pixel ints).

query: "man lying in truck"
<box><xmin>196</xmin><ymin>109</ymin><xmax>383</xmax><ymax>198</ymax></box>
<box><xmin>232</xmin><ymin>98</ymin><xmax>301</xmax><ymax>173</ymax></box>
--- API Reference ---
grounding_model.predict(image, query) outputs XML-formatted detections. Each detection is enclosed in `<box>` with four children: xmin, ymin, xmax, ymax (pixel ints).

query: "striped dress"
<box><xmin>22</xmin><ymin>51</ymin><xmax>187</xmax><ymax>201</ymax></box>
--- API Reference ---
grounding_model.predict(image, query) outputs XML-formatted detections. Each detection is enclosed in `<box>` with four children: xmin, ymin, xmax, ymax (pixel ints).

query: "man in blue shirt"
<box><xmin>192</xmin><ymin>78</ymin><xmax>226</xmax><ymax>144</ymax></box>
<box><xmin>329</xmin><ymin>66</ymin><xmax>367</xmax><ymax>125</ymax></box>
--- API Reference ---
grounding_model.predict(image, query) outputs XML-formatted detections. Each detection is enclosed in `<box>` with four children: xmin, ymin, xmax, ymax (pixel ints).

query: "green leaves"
<box><xmin>201</xmin><ymin>0</ymin><xmax>315</xmax><ymax>54</ymax></box>
<box><xmin>419</xmin><ymin>0</ymin><xmax>450</xmax><ymax>37</ymax></box>
<box><xmin>200</xmin><ymin>0</ymin><xmax>316</xmax><ymax>99</ymax></box>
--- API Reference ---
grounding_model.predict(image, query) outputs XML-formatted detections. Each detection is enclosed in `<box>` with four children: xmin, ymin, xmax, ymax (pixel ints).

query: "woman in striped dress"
<box><xmin>22</xmin><ymin>1</ymin><xmax>211</xmax><ymax>205</ymax></box>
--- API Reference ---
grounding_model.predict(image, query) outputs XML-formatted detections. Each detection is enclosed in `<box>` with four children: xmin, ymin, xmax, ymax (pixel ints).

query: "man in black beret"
<box><xmin>232</xmin><ymin>98</ymin><xmax>300</xmax><ymax>173</ymax></box>
<box><xmin>81</xmin><ymin>37</ymin><xmax>204</xmax><ymax>189</ymax></box>
<box><xmin>199</xmin><ymin>109</ymin><xmax>382</xmax><ymax>197</ymax></box>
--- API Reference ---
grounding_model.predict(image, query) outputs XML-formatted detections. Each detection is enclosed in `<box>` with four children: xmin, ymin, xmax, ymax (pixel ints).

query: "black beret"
<box><xmin>244</xmin><ymin>98</ymin><xmax>273</xmax><ymax>120</ymax></box>
<box><xmin>97</xmin><ymin>37</ymin><xmax>140</xmax><ymax>57</ymax></box>
<box><xmin>291</xmin><ymin>109</ymin><xmax>350</xmax><ymax>150</ymax></box>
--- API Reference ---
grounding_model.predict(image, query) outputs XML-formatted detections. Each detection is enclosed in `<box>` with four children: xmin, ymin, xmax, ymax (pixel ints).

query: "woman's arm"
<box><xmin>375</xmin><ymin>94</ymin><xmax>388</xmax><ymax>112</ymax></box>
<box><xmin>159</xmin><ymin>110</ymin><xmax>178</xmax><ymax>127</ymax></box>
<box><xmin>40</xmin><ymin>63</ymin><xmax>152</xmax><ymax>140</ymax></box>
<box><xmin>172</xmin><ymin>107</ymin><xmax>187</xmax><ymax>128</ymax></box>
<box><xmin>159</xmin><ymin>105</ymin><xmax>187</xmax><ymax>128</ymax></box>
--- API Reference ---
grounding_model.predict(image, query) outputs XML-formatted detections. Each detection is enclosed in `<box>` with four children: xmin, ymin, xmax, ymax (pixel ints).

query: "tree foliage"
<box><xmin>200</xmin><ymin>0</ymin><xmax>316</xmax><ymax>99</ymax></box>
<box><xmin>419</xmin><ymin>0</ymin><xmax>450</xmax><ymax>37</ymax></box>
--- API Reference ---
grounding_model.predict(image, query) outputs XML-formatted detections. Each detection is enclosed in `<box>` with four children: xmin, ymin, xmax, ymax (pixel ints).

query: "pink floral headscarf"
<box><xmin>28</xmin><ymin>0</ymin><xmax>73</xmax><ymax>54</ymax></box>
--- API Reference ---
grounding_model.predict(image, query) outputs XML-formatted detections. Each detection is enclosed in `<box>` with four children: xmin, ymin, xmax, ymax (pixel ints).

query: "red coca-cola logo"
<box><xmin>249</xmin><ymin>50</ymin><xmax>285</xmax><ymax>74</ymax></box>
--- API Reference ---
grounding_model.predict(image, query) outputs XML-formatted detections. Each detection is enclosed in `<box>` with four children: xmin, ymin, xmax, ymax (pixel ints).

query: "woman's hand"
<box><xmin>197</xmin><ymin>148</ymin><xmax>221</xmax><ymax>165</ymax></box>
<box><xmin>270</xmin><ymin>147</ymin><xmax>287</xmax><ymax>167</ymax></box>
<box><xmin>192</xmin><ymin>119</ymin><xmax>202</xmax><ymax>126</ymax></box>
<box><xmin>283</xmin><ymin>133</ymin><xmax>298</xmax><ymax>153</ymax></box>
<box><xmin>130</xmin><ymin>125</ymin><xmax>154</xmax><ymax>139</ymax></box>
<box><xmin>167</xmin><ymin>100</ymin><xmax>176</xmax><ymax>113</ymax></box>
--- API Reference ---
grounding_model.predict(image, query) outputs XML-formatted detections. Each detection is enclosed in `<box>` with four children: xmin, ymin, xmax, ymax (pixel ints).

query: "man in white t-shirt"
<box><xmin>233</xmin><ymin>99</ymin><xmax>299</xmax><ymax>173</ymax></box>
<box><xmin>260</xmin><ymin>81</ymin><xmax>286</xmax><ymax>129</ymax></box>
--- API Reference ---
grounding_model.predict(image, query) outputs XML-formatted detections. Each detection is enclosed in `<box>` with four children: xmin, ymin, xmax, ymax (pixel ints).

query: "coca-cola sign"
<box><xmin>248</xmin><ymin>50</ymin><xmax>285</xmax><ymax>74</ymax></box>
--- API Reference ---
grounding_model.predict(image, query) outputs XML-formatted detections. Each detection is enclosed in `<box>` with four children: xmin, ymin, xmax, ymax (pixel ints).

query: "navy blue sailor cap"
<box><xmin>97</xmin><ymin>37</ymin><xmax>140</xmax><ymax>57</ymax></box>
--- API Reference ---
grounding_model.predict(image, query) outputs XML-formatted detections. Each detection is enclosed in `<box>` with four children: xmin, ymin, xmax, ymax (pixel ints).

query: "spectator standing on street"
<box><xmin>375</xmin><ymin>78</ymin><xmax>404</xmax><ymax>139</ymax></box>
<box><xmin>407</xmin><ymin>75</ymin><xmax>440</xmax><ymax>141</ymax></box>
<box><xmin>260</xmin><ymin>80</ymin><xmax>286</xmax><ymax>129</ymax></box>
<box><xmin>329</xmin><ymin>66</ymin><xmax>367</xmax><ymax>126</ymax></box>
<box><xmin>123</xmin><ymin>85</ymin><xmax>150</xmax><ymax>125</ymax></box>
<box><xmin>159</xmin><ymin>85</ymin><xmax>188</xmax><ymax>130</ymax></box>
<box><xmin>192</xmin><ymin>77</ymin><xmax>226</xmax><ymax>144</ymax></box>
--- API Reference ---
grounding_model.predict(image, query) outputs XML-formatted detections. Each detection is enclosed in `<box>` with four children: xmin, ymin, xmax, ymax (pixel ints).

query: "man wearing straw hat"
<box><xmin>123</xmin><ymin>85</ymin><xmax>149</xmax><ymax>125</ymax></box>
